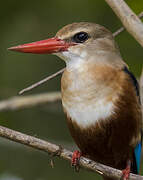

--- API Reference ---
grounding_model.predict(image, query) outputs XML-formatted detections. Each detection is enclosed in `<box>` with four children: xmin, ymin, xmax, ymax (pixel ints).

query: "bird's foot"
<box><xmin>71</xmin><ymin>150</ymin><xmax>82</xmax><ymax>172</ymax></box>
<box><xmin>121</xmin><ymin>160</ymin><xmax>131</xmax><ymax>180</ymax></box>
<box><xmin>50</xmin><ymin>145</ymin><xmax>63</xmax><ymax>168</ymax></box>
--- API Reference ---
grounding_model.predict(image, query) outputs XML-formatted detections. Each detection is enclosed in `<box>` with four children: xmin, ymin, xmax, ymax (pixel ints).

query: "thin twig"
<box><xmin>0</xmin><ymin>77</ymin><xmax>143</xmax><ymax>111</ymax></box>
<box><xmin>18</xmin><ymin>12</ymin><xmax>143</xmax><ymax>95</ymax></box>
<box><xmin>140</xmin><ymin>68</ymin><xmax>143</xmax><ymax>88</ymax></box>
<box><xmin>113</xmin><ymin>12</ymin><xmax>143</xmax><ymax>37</ymax></box>
<box><xmin>0</xmin><ymin>92</ymin><xmax>61</xmax><ymax>111</ymax></box>
<box><xmin>140</xmin><ymin>68</ymin><xmax>143</xmax><ymax>113</ymax></box>
<box><xmin>0</xmin><ymin>89</ymin><xmax>141</xmax><ymax>112</ymax></box>
<box><xmin>105</xmin><ymin>0</ymin><xmax>143</xmax><ymax>47</ymax></box>
<box><xmin>19</xmin><ymin>68</ymin><xmax>65</xmax><ymax>95</ymax></box>
<box><xmin>0</xmin><ymin>125</ymin><xmax>142</xmax><ymax>180</ymax></box>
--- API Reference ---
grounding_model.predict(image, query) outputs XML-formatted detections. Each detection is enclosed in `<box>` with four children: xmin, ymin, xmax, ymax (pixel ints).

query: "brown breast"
<box><xmin>61</xmin><ymin>64</ymin><xmax>142</xmax><ymax>170</ymax></box>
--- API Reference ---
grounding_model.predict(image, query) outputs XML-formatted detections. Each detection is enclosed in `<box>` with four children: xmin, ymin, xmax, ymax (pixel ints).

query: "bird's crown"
<box><xmin>56</xmin><ymin>22</ymin><xmax>113</xmax><ymax>43</ymax></box>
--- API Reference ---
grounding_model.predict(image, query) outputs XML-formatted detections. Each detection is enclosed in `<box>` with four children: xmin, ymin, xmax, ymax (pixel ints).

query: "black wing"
<box><xmin>123</xmin><ymin>66</ymin><xmax>142</xmax><ymax>174</ymax></box>
<box><xmin>123</xmin><ymin>66</ymin><xmax>140</xmax><ymax>103</ymax></box>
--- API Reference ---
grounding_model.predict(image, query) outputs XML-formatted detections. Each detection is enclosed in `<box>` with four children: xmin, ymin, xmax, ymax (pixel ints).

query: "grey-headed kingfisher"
<box><xmin>9</xmin><ymin>22</ymin><xmax>142</xmax><ymax>180</ymax></box>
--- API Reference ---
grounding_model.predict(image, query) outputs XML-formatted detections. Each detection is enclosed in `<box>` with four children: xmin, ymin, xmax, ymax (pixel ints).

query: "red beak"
<box><xmin>8</xmin><ymin>38</ymin><xmax>74</xmax><ymax>54</ymax></box>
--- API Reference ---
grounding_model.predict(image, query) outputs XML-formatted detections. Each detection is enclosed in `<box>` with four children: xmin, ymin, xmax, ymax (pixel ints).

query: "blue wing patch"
<box><xmin>134</xmin><ymin>141</ymin><xmax>142</xmax><ymax>174</ymax></box>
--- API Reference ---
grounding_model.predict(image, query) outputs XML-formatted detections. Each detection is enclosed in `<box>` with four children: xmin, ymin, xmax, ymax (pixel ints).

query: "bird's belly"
<box><xmin>63</xmin><ymin>97</ymin><xmax>135</xmax><ymax>169</ymax></box>
<box><xmin>65</xmin><ymin>109</ymin><xmax>133</xmax><ymax>169</ymax></box>
<box><xmin>62</xmin><ymin>97</ymin><xmax>115</xmax><ymax>129</ymax></box>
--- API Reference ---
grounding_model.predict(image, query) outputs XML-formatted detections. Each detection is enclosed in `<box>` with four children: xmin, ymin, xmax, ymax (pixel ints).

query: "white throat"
<box><xmin>56</xmin><ymin>48</ymin><xmax>89</xmax><ymax>71</ymax></box>
<box><xmin>60</xmin><ymin>51</ymin><xmax>117</xmax><ymax>129</ymax></box>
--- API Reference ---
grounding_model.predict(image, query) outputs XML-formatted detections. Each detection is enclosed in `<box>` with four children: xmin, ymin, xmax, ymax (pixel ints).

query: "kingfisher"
<box><xmin>9</xmin><ymin>22</ymin><xmax>142</xmax><ymax>180</ymax></box>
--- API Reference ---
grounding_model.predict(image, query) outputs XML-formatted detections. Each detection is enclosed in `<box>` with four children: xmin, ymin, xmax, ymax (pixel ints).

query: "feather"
<box><xmin>123</xmin><ymin>66</ymin><xmax>140</xmax><ymax>102</ymax></box>
<box><xmin>123</xmin><ymin>66</ymin><xmax>142</xmax><ymax>174</ymax></box>
<box><xmin>132</xmin><ymin>138</ymin><xmax>142</xmax><ymax>174</ymax></box>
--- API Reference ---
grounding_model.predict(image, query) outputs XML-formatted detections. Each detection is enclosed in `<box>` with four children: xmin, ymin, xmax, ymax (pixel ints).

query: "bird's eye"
<box><xmin>72</xmin><ymin>32</ymin><xmax>89</xmax><ymax>43</ymax></box>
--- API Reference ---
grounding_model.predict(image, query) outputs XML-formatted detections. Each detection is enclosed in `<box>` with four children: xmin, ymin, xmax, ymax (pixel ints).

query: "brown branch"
<box><xmin>0</xmin><ymin>125</ymin><xmax>142</xmax><ymax>180</ymax></box>
<box><xmin>0</xmin><ymin>92</ymin><xmax>61</xmax><ymax>111</ymax></box>
<box><xmin>105</xmin><ymin>0</ymin><xmax>143</xmax><ymax>47</ymax></box>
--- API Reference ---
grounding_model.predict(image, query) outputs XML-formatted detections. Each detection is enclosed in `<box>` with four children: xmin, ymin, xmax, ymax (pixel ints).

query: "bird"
<box><xmin>8</xmin><ymin>22</ymin><xmax>142</xmax><ymax>180</ymax></box>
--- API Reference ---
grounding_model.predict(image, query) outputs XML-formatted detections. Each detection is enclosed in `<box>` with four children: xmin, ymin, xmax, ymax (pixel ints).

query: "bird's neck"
<box><xmin>64</xmin><ymin>50</ymin><xmax>124</xmax><ymax>72</ymax></box>
<box><xmin>61</xmin><ymin>59</ymin><xmax>123</xmax><ymax>128</ymax></box>
<box><xmin>62</xmin><ymin>60</ymin><xmax>121</xmax><ymax>101</ymax></box>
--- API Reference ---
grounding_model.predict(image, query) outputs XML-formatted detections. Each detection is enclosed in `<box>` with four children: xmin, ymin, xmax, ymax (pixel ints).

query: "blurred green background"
<box><xmin>0</xmin><ymin>0</ymin><xmax>142</xmax><ymax>179</ymax></box>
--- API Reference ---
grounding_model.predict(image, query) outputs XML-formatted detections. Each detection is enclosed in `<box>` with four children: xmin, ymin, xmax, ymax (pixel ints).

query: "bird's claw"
<box><xmin>71</xmin><ymin>150</ymin><xmax>81</xmax><ymax>172</ymax></box>
<box><xmin>121</xmin><ymin>160</ymin><xmax>131</xmax><ymax>180</ymax></box>
<box><xmin>53</xmin><ymin>145</ymin><xmax>63</xmax><ymax>156</ymax></box>
<box><xmin>50</xmin><ymin>145</ymin><xmax>63</xmax><ymax>168</ymax></box>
